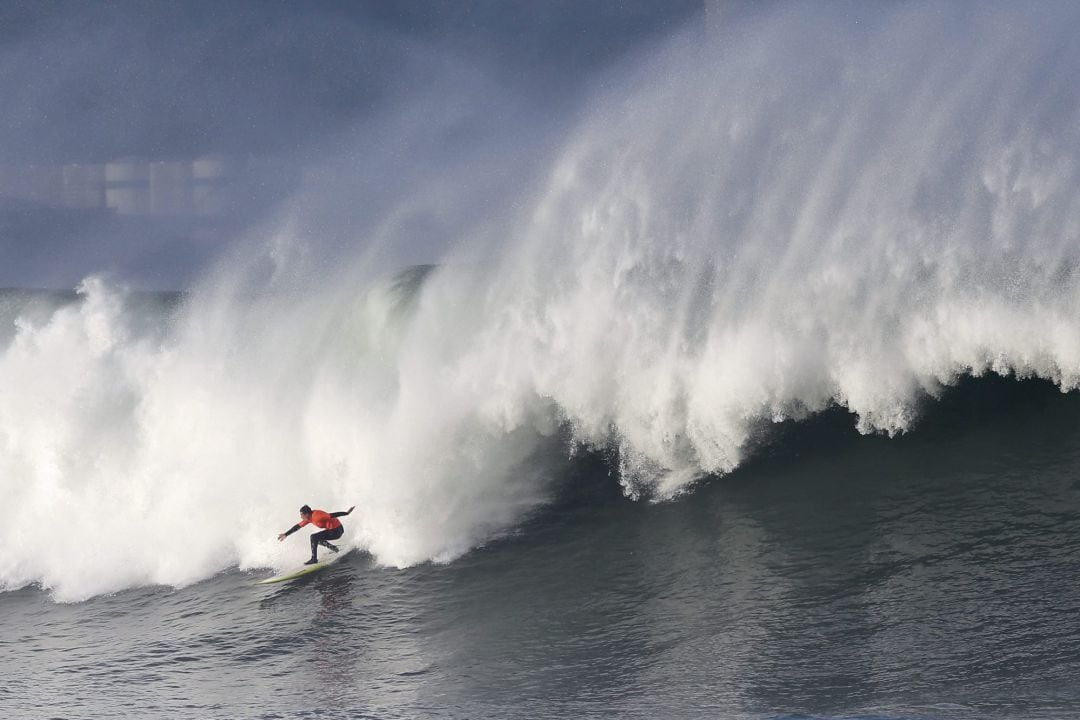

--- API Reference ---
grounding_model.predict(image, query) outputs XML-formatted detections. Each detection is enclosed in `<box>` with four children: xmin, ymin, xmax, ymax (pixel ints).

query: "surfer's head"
<box><xmin>299</xmin><ymin>505</ymin><xmax>312</xmax><ymax>519</ymax></box>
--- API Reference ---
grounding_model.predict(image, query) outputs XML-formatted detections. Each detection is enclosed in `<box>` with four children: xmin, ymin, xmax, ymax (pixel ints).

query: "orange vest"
<box><xmin>299</xmin><ymin>510</ymin><xmax>342</xmax><ymax>531</ymax></box>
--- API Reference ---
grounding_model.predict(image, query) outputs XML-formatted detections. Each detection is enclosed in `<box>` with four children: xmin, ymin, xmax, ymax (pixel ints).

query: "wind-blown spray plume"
<box><xmin>461</xmin><ymin>2</ymin><xmax>1080</xmax><ymax>492</ymax></box>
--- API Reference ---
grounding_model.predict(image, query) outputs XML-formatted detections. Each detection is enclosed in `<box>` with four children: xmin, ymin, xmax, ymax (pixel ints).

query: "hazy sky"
<box><xmin>0</xmin><ymin>0</ymin><xmax>711</xmax><ymax>288</ymax></box>
<box><xmin>1</xmin><ymin>0</ymin><xmax>702</xmax><ymax>164</ymax></box>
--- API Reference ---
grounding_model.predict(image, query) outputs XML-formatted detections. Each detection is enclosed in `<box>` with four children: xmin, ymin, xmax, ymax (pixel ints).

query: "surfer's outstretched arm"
<box><xmin>330</xmin><ymin>506</ymin><xmax>355</xmax><ymax>519</ymax></box>
<box><xmin>277</xmin><ymin>524</ymin><xmax>301</xmax><ymax>542</ymax></box>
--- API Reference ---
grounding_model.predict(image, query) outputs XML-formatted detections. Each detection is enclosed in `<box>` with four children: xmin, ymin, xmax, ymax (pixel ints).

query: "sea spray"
<box><xmin>446</xmin><ymin>1</ymin><xmax>1080</xmax><ymax>487</ymax></box>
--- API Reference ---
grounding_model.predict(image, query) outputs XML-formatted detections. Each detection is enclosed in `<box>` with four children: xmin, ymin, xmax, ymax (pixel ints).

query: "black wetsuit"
<box><xmin>309</xmin><ymin>525</ymin><xmax>344</xmax><ymax>556</ymax></box>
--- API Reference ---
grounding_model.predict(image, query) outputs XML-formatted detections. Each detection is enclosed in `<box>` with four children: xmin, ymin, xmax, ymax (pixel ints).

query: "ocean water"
<box><xmin>4</xmin><ymin>376</ymin><xmax>1080</xmax><ymax>718</ymax></box>
<box><xmin>5</xmin><ymin>2</ymin><xmax>1080</xmax><ymax>718</ymax></box>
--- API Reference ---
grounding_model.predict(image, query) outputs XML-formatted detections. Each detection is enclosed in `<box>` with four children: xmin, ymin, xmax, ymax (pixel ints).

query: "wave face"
<box><xmin>5</xmin><ymin>2</ymin><xmax>1080</xmax><ymax>600</ymax></box>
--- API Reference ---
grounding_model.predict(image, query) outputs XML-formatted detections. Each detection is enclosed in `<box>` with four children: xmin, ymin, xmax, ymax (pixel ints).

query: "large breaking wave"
<box><xmin>3</xmin><ymin>2</ymin><xmax>1080</xmax><ymax>600</ymax></box>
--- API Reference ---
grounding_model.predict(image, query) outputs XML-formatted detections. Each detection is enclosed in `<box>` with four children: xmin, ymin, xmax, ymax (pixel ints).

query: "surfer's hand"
<box><xmin>277</xmin><ymin>533</ymin><xmax>286</xmax><ymax>541</ymax></box>
<box><xmin>347</xmin><ymin>505</ymin><xmax>355</xmax><ymax>514</ymax></box>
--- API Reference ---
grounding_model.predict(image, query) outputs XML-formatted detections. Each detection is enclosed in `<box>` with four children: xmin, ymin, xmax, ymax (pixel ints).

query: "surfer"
<box><xmin>278</xmin><ymin>504</ymin><xmax>355</xmax><ymax>565</ymax></box>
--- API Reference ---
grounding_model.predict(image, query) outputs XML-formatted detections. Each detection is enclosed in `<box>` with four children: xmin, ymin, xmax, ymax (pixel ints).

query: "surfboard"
<box><xmin>256</xmin><ymin>550</ymin><xmax>347</xmax><ymax>585</ymax></box>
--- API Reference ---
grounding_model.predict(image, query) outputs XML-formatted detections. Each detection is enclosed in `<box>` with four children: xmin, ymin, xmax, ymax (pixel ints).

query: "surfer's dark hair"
<box><xmin>299</xmin><ymin>505</ymin><xmax>312</xmax><ymax>515</ymax></box>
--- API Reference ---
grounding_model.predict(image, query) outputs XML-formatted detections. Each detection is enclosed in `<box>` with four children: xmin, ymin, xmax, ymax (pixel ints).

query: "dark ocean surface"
<box><xmin>5</xmin><ymin>376</ymin><xmax>1080</xmax><ymax>719</ymax></box>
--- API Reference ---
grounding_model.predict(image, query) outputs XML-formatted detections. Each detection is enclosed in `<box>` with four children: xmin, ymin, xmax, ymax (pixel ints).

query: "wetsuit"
<box><xmin>282</xmin><ymin>510</ymin><xmax>348</xmax><ymax>561</ymax></box>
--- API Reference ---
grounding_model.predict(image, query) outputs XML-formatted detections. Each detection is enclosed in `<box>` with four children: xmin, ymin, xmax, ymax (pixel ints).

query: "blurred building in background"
<box><xmin>0</xmin><ymin>155</ymin><xmax>297</xmax><ymax>217</ymax></box>
<box><xmin>0</xmin><ymin>155</ymin><xmax>303</xmax><ymax>288</ymax></box>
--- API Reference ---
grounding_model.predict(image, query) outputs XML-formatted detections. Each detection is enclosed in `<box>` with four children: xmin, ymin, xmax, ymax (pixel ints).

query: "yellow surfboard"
<box><xmin>256</xmin><ymin>550</ymin><xmax>347</xmax><ymax>585</ymax></box>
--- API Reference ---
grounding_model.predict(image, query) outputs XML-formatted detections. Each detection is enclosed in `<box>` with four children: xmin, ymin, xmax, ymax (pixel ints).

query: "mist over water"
<box><xmin>4</xmin><ymin>2</ymin><xmax>1080</xmax><ymax>602</ymax></box>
